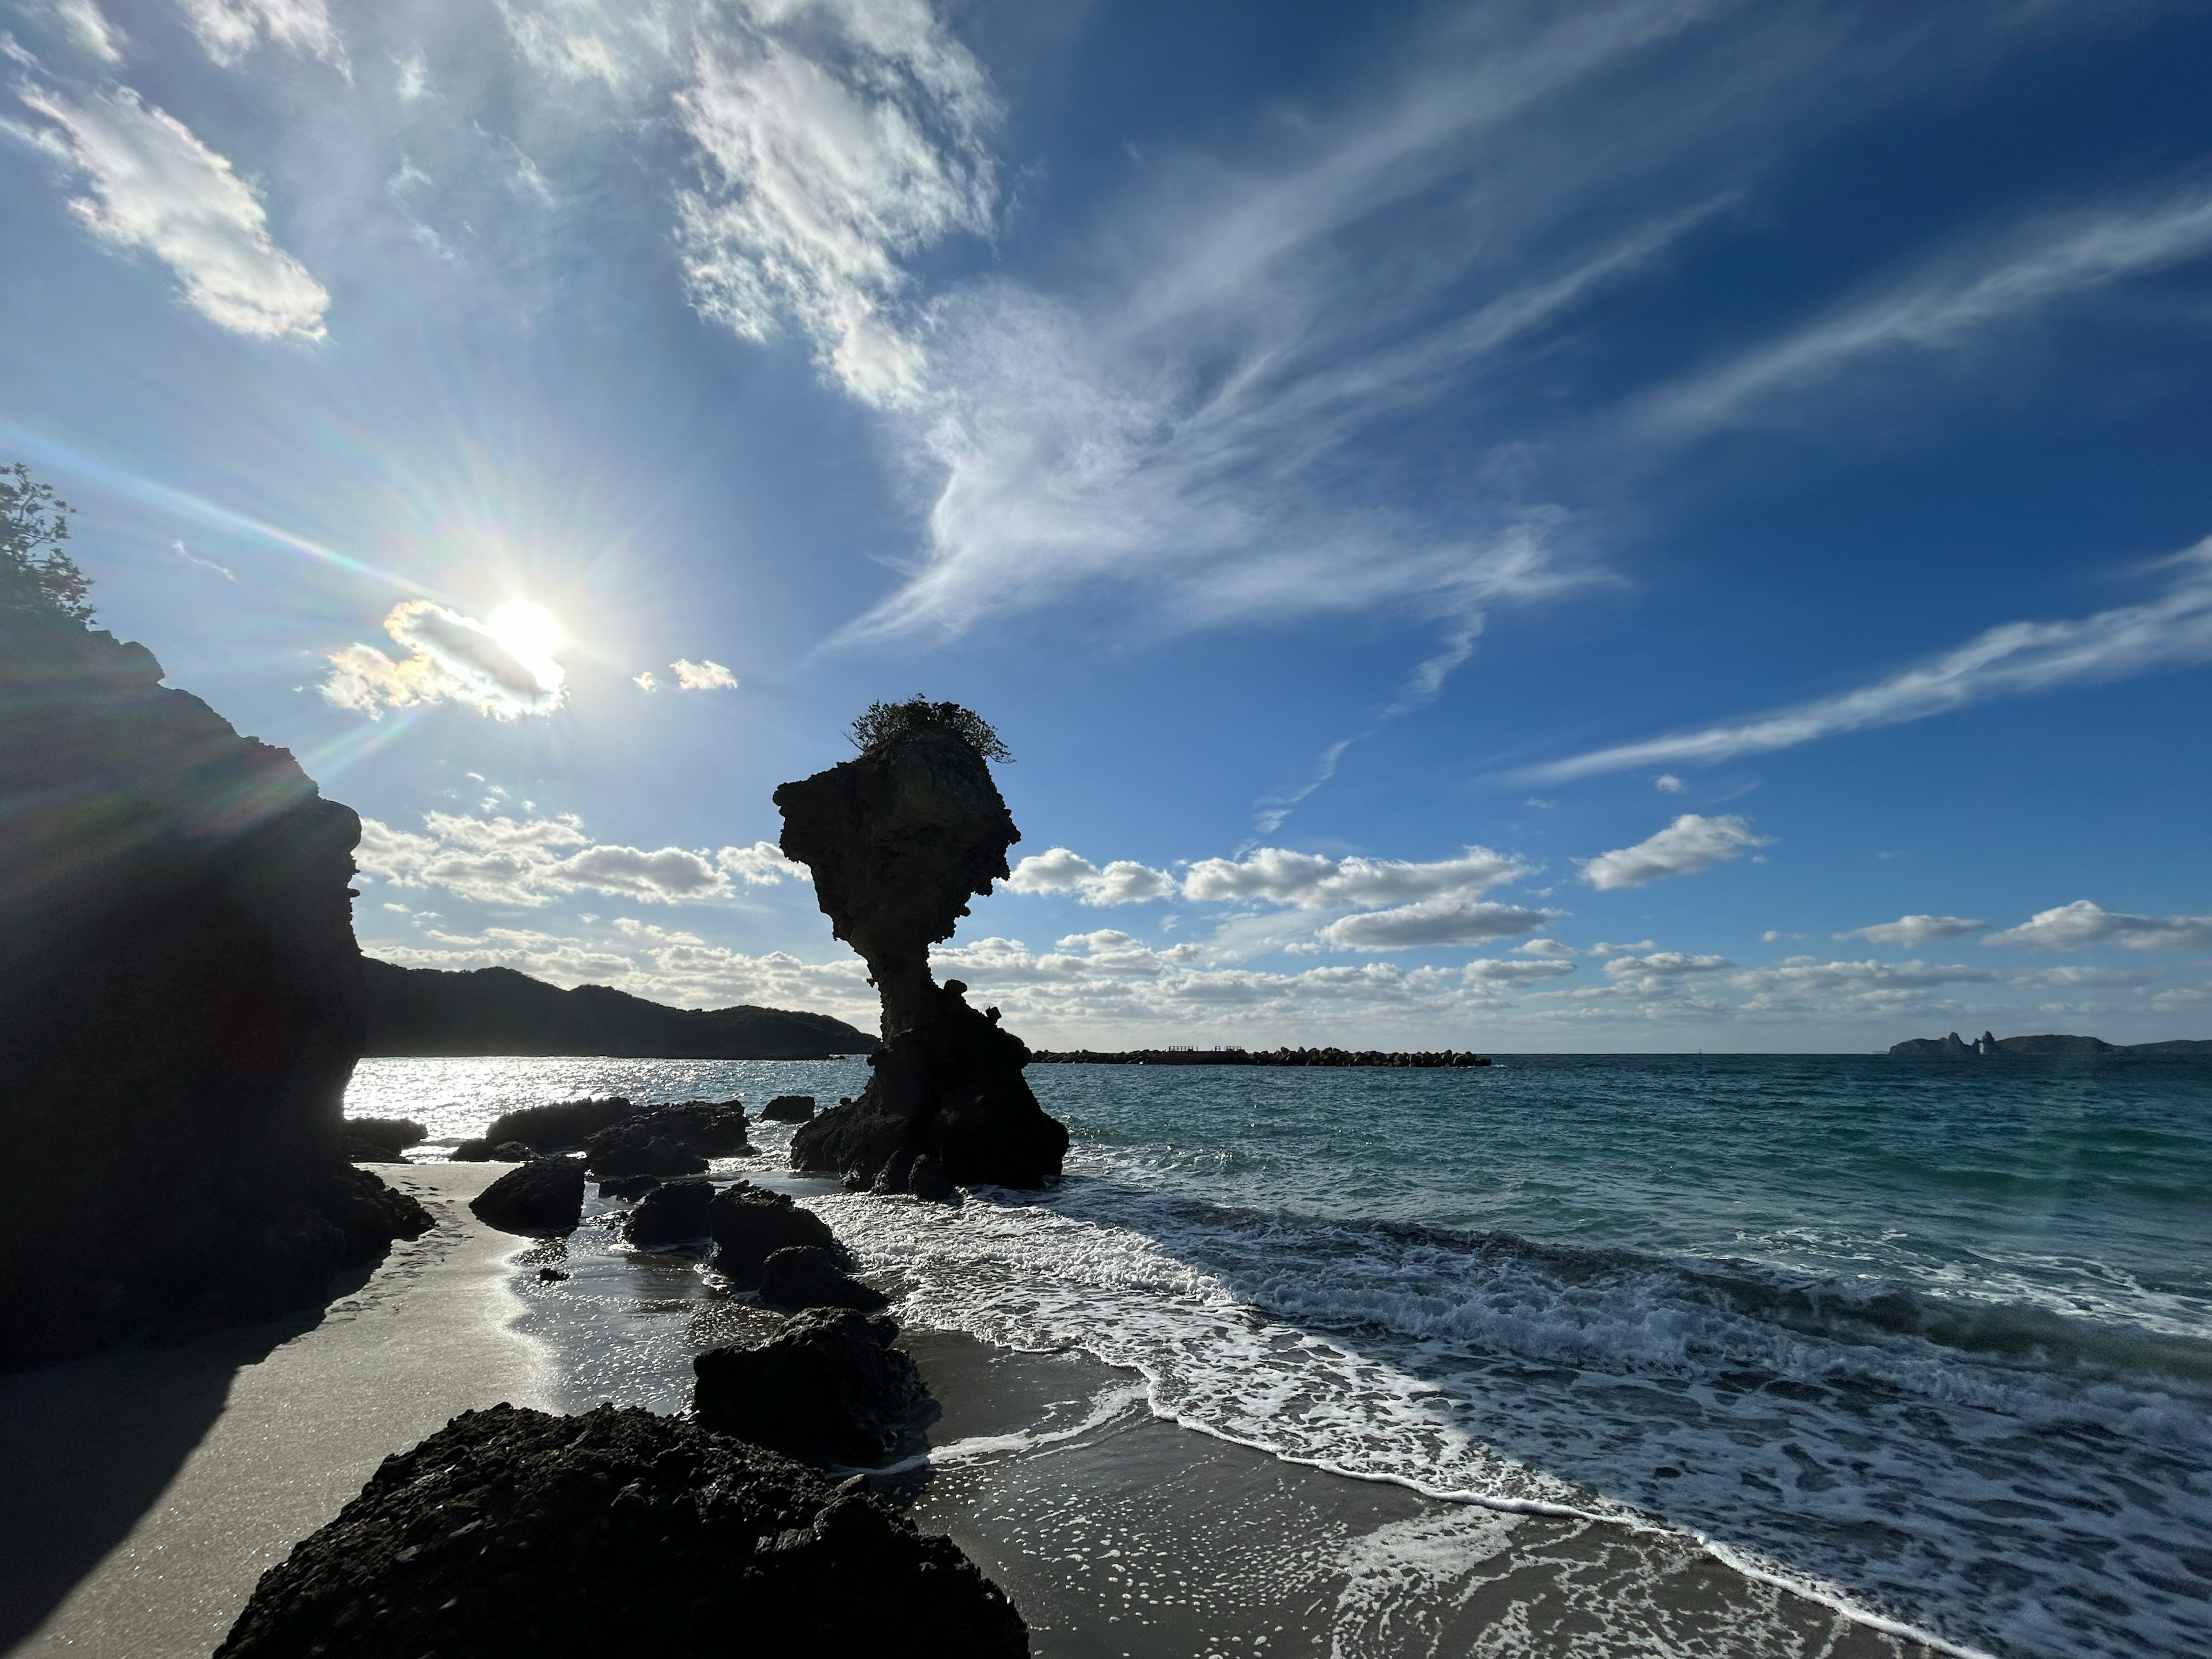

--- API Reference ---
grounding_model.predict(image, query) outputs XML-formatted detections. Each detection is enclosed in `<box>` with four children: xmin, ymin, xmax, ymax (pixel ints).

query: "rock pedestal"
<box><xmin>774</xmin><ymin>725</ymin><xmax>1067</xmax><ymax>1192</ymax></box>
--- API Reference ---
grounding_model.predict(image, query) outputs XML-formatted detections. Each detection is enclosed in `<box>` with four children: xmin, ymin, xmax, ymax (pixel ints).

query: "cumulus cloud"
<box><xmin>1578</xmin><ymin>815</ymin><xmax>1767</xmax><ymax>890</ymax></box>
<box><xmin>1317</xmin><ymin>900</ymin><xmax>1551</xmax><ymax>952</ymax></box>
<box><xmin>321</xmin><ymin>601</ymin><xmax>566</xmax><ymax>720</ymax></box>
<box><xmin>358</xmin><ymin>812</ymin><xmax>734</xmax><ymax>907</ymax></box>
<box><xmin>634</xmin><ymin>671</ymin><xmax>657</xmax><ymax>691</ymax></box>
<box><xmin>1517</xmin><ymin>938</ymin><xmax>1577</xmax><ymax>959</ymax></box>
<box><xmin>1183</xmin><ymin>845</ymin><xmax>1530</xmax><ymax>910</ymax></box>
<box><xmin>717</xmin><ymin>840</ymin><xmax>808</xmax><ymax>885</ymax></box>
<box><xmin>1654</xmin><ymin>773</ymin><xmax>1685</xmax><ymax>793</ymax></box>
<box><xmin>1983</xmin><ymin>900</ymin><xmax>2212</xmax><ymax>952</ymax></box>
<box><xmin>673</xmin><ymin>0</ymin><xmax>999</xmax><ymax>406</ymax></box>
<box><xmin>1005</xmin><ymin>848</ymin><xmax>1177</xmax><ymax>907</ymax></box>
<box><xmin>1838</xmin><ymin>914</ymin><xmax>1986</xmax><ymax>948</ymax></box>
<box><xmin>1532</xmin><ymin>541</ymin><xmax>2212</xmax><ymax>782</ymax></box>
<box><xmin>671</xmin><ymin>658</ymin><xmax>738</xmax><ymax>690</ymax></box>
<box><xmin>1462</xmin><ymin>957</ymin><xmax>1575</xmax><ymax>984</ymax></box>
<box><xmin>176</xmin><ymin>0</ymin><xmax>345</xmax><ymax>68</ymax></box>
<box><xmin>18</xmin><ymin>85</ymin><xmax>329</xmax><ymax>338</ymax></box>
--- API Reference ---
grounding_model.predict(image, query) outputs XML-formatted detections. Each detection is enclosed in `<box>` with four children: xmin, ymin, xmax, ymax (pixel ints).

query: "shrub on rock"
<box><xmin>469</xmin><ymin>1158</ymin><xmax>584</xmax><ymax>1236</ymax></box>
<box><xmin>692</xmin><ymin>1309</ymin><xmax>932</xmax><ymax>1467</ymax></box>
<box><xmin>214</xmin><ymin>1403</ymin><xmax>1025</xmax><ymax>1658</ymax></box>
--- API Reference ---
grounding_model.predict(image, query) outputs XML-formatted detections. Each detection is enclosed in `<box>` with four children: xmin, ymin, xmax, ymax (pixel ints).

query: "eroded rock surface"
<box><xmin>622</xmin><ymin>1176</ymin><xmax>715</xmax><ymax>1247</ymax></box>
<box><xmin>775</xmin><ymin>725</ymin><xmax>1067</xmax><ymax>1192</ymax></box>
<box><xmin>0</xmin><ymin>609</ymin><xmax>427</xmax><ymax>1366</ymax></box>
<box><xmin>692</xmin><ymin>1309</ymin><xmax>933</xmax><ymax>1467</ymax></box>
<box><xmin>215</xmin><ymin>1403</ymin><xmax>1026</xmax><ymax>1658</ymax></box>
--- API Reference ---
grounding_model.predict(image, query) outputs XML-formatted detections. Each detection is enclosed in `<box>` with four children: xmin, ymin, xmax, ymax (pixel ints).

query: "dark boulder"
<box><xmin>469</xmin><ymin>1158</ymin><xmax>584</xmax><ymax>1236</ymax></box>
<box><xmin>692</xmin><ymin>1309</ymin><xmax>933</xmax><ymax>1467</ymax></box>
<box><xmin>759</xmin><ymin>1245</ymin><xmax>889</xmax><ymax>1313</ymax></box>
<box><xmin>342</xmin><ymin>1118</ymin><xmax>426</xmax><ymax>1162</ymax></box>
<box><xmin>585</xmin><ymin>1132</ymin><xmax>708</xmax><ymax>1177</ymax></box>
<box><xmin>762</xmin><ymin>1093</ymin><xmax>817</xmax><ymax>1122</ymax></box>
<box><xmin>775</xmin><ymin>723</ymin><xmax>1068</xmax><ymax>1192</ymax></box>
<box><xmin>622</xmin><ymin>1177</ymin><xmax>715</xmax><ymax>1248</ymax></box>
<box><xmin>214</xmin><ymin>1402</ymin><xmax>1026</xmax><ymax>1658</ymax></box>
<box><xmin>709</xmin><ymin>1180</ymin><xmax>842</xmax><ymax>1284</ymax></box>
<box><xmin>595</xmin><ymin>1173</ymin><xmax>660</xmax><ymax>1200</ymax></box>
<box><xmin>583</xmin><ymin>1100</ymin><xmax>751</xmax><ymax>1162</ymax></box>
<box><xmin>908</xmin><ymin>1153</ymin><xmax>960</xmax><ymax>1205</ymax></box>
<box><xmin>479</xmin><ymin>1096</ymin><xmax>633</xmax><ymax>1150</ymax></box>
<box><xmin>0</xmin><ymin>601</ymin><xmax>429</xmax><ymax>1366</ymax></box>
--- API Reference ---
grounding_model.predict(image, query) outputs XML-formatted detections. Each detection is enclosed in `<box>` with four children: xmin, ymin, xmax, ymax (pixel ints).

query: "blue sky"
<box><xmin>6</xmin><ymin>0</ymin><xmax>2211</xmax><ymax>1049</ymax></box>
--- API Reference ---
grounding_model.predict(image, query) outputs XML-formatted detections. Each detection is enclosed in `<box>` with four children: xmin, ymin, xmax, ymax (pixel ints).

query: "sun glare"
<box><xmin>487</xmin><ymin>601</ymin><xmax>564</xmax><ymax>666</ymax></box>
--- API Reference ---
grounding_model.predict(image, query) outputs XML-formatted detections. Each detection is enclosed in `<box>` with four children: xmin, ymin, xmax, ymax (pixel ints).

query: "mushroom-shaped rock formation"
<box><xmin>774</xmin><ymin>711</ymin><xmax>1068</xmax><ymax>1192</ymax></box>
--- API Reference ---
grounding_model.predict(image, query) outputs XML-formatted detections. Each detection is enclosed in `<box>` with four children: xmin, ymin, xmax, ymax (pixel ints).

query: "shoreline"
<box><xmin>0</xmin><ymin>1165</ymin><xmax>546</xmax><ymax>1659</ymax></box>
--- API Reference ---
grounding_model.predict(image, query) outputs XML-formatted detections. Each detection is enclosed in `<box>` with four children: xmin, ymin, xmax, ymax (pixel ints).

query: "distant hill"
<box><xmin>361</xmin><ymin>960</ymin><xmax>876</xmax><ymax>1059</ymax></box>
<box><xmin>1889</xmin><ymin>1030</ymin><xmax>2211</xmax><ymax>1058</ymax></box>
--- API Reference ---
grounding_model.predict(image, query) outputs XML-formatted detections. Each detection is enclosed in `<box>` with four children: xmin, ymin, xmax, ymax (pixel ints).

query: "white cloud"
<box><xmin>393</xmin><ymin>47</ymin><xmax>430</xmax><ymax>103</ymax></box>
<box><xmin>1983</xmin><ymin>900</ymin><xmax>2212</xmax><ymax>952</ymax></box>
<box><xmin>634</xmin><ymin>670</ymin><xmax>657</xmax><ymax>691</ymax></box>
<box><xmin>670</xmin><ymin>657</ymin><xmax>740</xmax><ymax>690</ymax></box>
<box><xmin>1462</xmin><ymin>957</ymin><xmax>1575</xmax><ymax>985</ymax></box>
<box><xmin>1654</xmin><ymin>773</ymin><xmax>1685</xmax><ymax>792</ymax></box>
<box><xmin>43</xmin><ymin>0</ymin><xmax>125</xmax><ymax>62</ymax></box>
<box><xmin>1645</xmin><ymin>191</ymin><xmax>2212</xmax><ymax>438</ymax></box>
<box><xmin>19</xmin><ymin>85</ymin><xmax>329</xmax><ymax>339</ymax></box>
<box><xmin>358</xmin><ymin>812</ymin><xmax>736</xmax><ymax>907</ymax></box>
<box><xmin>1183</xmin><ymin>845</ymin><xmax>1531</xmax><ymax>910</ymax></box>
<box><xmin>321</xmin><ymin>600</ymin><xmax>566</xmax><ymax>720</ymax></box>
<box><xmin>717</xmin><ymin>840</ymin><xmax>808</xmax><ymax>885</ymax></box>
<box><xmin>1579</xmin><ymin>815</ymin><xmax>1767</xmax><ymax>890</ymax></box>
<box><xmin>1317</xmin><ymin>900</ymin><xmax>1551</xmax><ymax>952</ymax></box>
<box><xmin>1838</xmin><ymin>914</ymin><xmax>1986</xmax><ymax>948</ymax></box>
<box><xmin>1517</xmin><ymin>938</ymin><xmax>1577</xmax><ymax>959</ymax></box>
<box><xmin>1005</xmin><ymin>848</ymin><xmax>1177</xmax><ymax>907</ymax></box>
<box><xmin>176</xmin><ymin>0</ymin><xmax>344</xmax><ymax>66</ymax></box>
<box><xmin>1589</xmin><ymin>940</ymin><xmax>1655</xmax><ymax>955</ymax></box>
<box><xmin>1531</xmin><ymin>540</ymin><xmax>2212</xmax><ymax>782</ymax></box>
<box><xmin>673</xmin><ymin>0</ymin><xmax>998</xmax><ymax>406</ymax></box>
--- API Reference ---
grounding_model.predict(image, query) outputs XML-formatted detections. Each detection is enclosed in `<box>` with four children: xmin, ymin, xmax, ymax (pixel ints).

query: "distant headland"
<box><xmin>1889</xmin><ymin>1031</ymin><xmax>2211</xmax><ymax>1058</ymax></box>
<box><xmin>362</xmin><ymin>960</ymin><xmax>875</xmax><ymax>1059</ymax></box>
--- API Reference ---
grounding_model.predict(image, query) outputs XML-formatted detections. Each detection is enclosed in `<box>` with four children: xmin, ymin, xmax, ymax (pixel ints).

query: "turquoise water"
<box><xmin>349</xmin><ymin>1052</ymin><xmax>2212</xmax><ymax>1659</ymax></box>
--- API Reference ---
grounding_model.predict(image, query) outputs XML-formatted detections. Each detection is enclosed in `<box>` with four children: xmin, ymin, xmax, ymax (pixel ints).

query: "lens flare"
<box><xmin>487</xmin><ymin>601</ymin><xmax>564</xmax><ymax>668</ymax></box>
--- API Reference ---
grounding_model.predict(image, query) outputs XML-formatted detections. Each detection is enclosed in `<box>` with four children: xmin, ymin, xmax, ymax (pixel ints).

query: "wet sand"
<box><xmin>0</xmin><ymin>1164</ymin><xmax>546</xmax><ymax>1659</ymax></box>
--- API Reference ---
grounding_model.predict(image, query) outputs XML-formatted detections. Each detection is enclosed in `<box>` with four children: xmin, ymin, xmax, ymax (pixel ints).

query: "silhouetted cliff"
<box><xmin>0</xmin><ymin>608</ymin><xmax>426</xmax><ymax>1367</ymax></box>
<box><xmin>361</xmin><ymin>960</ymin><xmax>875</xmax><ymax>1058</ymax></box>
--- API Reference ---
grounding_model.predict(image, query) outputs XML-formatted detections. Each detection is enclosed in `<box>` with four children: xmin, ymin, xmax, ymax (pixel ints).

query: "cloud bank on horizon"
<box><xmin>5</xmin><ymin>0</ymin><xmax>2211</xmax><ymax>1045</ymax></box>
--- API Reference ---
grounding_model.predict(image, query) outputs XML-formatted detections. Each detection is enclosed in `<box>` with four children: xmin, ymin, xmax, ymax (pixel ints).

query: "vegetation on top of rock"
<box><xmin>847</xmin><ymin>694</ymin><xmax>1012</xmax><ymax>763</ymax></box>
<box><xmin>1</xmin><ymin>463</ymin><xmax>94</xmax><ymax>624</ymax></box>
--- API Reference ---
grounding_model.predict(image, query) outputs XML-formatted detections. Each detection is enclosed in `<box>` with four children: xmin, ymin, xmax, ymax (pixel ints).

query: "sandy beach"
<box><xmin>0</xmin><ymin>1165</ymin><xmax>545</xmax><ymax>1659</ymax></box>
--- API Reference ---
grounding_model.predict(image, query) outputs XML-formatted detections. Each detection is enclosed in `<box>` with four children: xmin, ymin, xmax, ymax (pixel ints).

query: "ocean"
<box><xmin>346</xmin><ymin>1052</ymin><xmax>2212</xmax><ymax>1659</ymax></box>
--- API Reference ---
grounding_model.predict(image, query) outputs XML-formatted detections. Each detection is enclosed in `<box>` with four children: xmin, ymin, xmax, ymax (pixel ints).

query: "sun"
<box><xmin>487</xmin><ymin>601</ymin><xmax>563</xmax><ymax>666</ymax></box>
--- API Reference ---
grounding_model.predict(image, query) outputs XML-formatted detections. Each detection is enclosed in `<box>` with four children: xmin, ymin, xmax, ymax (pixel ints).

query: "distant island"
<box><xmin>362</xmin><ymin>960</ymin><xmax>876</xmax><ymax>1059</ymax></box>
<box><xmin>1889</xmin><ymin>1030</ymin><xmax>2212</xmax><ymax>1058</ymax></box>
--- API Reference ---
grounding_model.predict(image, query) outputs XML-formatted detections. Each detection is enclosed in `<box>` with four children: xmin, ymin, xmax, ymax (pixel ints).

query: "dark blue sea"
<box><xmin>348</xmin><ymin>1052</ymin><xmax>2212</xmax><ymax>1659</ymax></box>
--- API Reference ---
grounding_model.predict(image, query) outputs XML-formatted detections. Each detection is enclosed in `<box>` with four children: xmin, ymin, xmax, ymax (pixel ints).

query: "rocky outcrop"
<box><xmin>762</xmin><ymin>1093</ymin><xmax>818</xmax><ymax>1122</ymax></box>
<box><xmin>586</xmin><ymin>1133</ymin><xmax>709</xmax><ymax>1177</ymax></box>
<box><xmin>709</xmin><ymin>1181</ymin><xmax>842</xmax><ymax>1284</ymax></box>
<box><xmin>214</xmin><ymin>1402</ymin><xmax>1025</xmax><ymax>1658</ymax></box>
<box><xmin>622</xmin><ymin>1176</ymin><xmax>715</xmax><ymax>1247</ymax></box>
<box><xmin>0</xmin><ymin>607</ymin><xmax>428</xmax><ymax>1368</ymax></box>
<box><xmin>759</xmin><ymin>1244</ymin><xmax>890</xmax><ymax>1312</ymax></box>
<box><xmin>692</xmin><ymin>1309</ymin><xmax>933</xmax><ymax>1467</ymax></box>
<box><xmin>343</xmin><ymin>1118</ymin><xmax>427</xmax><ymax>1161</ymax></box>
<box><xmin>596</xmin><ymin>1173</ymin><xmax>661</xmax><ymax>1200</ymax></box>
<box><xmin>775</xmin><ymin>723</ymin><xmax>1067</xmax><ymax>1191</ymax></box>
<box><xmin>584</xmin><ymin>1101</ymin><xmax>751</xmax><ymax>1164</ymax></box>
<box><xmin>480</xmin><ymin>1096</ymin><xmax>635</xmax><ymax>1149</ymax></box>
<box><xmin>469</xmin><ymin>1158</ymin><xmax>585</xmax><ymax>1236</ymax></box>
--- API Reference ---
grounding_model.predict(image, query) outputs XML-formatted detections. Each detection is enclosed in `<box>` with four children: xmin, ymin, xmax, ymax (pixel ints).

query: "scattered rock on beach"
<box><xmin>762</xmin><ymin>1093</ymin><xmax>817</xmax><ymax>1122</ymax></box>
<box><xmin>480</xmin><ymin>1095</ymin><xmax>634</xmax><ymax>1150</ymax></box>
<box><xmin>759</xmin><ymin>1244</ymin><xmax>889</xmax><ymax>1312</ymax></box>
<box><xmin>774</xmin><ymin>721</ymin><xmax>1069</xmax><ymax>1192</ymax></box>
<box><xmin>214</xmin><ymin>1402</ymin><xmax>1026</xmax><ymax>1658</ymax></box>
<box><xmin>583</xmin><ymin>1101</ymin><xmax>751</xmax><ymax>1170</ymax></box>
<box><xmin>709</xmin><ymin>1180</ymin><xmax>842</xmax><ymax>1284</ymax></box>
<box><xmin>623</xmin><ymin>1176</ymin><xmax>715</xmax><ymax>1248</ymax></box>
<box><xmin>342</xmin><ymin>1118</ymin><xmax>427</xmax><ymax>1162</ymax></box>
<box><xmin>586</xmin><ymin>1132</ymin><xmax>708</xmax><ymax>1177</ymax></box>
<box><xmin>692</xmin><ymin>1309</ymin><xmax>933</xmax><ymax>1467</ymax></box>
<box><xmin>469</xmin><ymin>1157</ymin><xmax>585</xmax><ymax>1236</ymax></box>
<box><xmin>596</xmin><ymin>1172</ymin><xmax>660</xmax><ymax>1200</ymax></box>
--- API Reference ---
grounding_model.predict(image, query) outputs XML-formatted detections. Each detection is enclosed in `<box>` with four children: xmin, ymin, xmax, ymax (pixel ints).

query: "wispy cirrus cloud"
<box><xmin>16</xmin><ymin>83</ymin><xmax>329</xmax><ymax>339</ymax></box>
<box><xmin>1529</xmin><ymin>541</ymin><xmax>2212</xmax><ymax>782</ymax></box>
<box><xmin>177</xmin><ymin>0</ymin><xmax>346</xmax><ymax>70</ymax></box>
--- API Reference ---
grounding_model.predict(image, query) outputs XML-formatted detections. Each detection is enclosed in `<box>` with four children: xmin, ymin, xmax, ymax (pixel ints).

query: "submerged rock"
<box><xmin>622</xmin><ymin>1176</ymin><xmax>715</xmax><ymax>1248</ymax></box>
<box><xmin>214</xmin><ymin>1402</ymin><xmax>1025</xmax><ymax>1658</ymax></box>
<box><xmin>469</xmin><ymin>1158</ymin><xmax>585</xmax><ymax>1236</ymax></box>
<box><xmin>774</xmin><ymin>721</ymin><xmax>1068</xmax><ymax>1192</ymax></box>
<box><xmin>692</xmin><ymin>1309</ymin><xmax>933</xmax><ymax>1467</ymax></box>
<box><xmin>709</xmin><ymin>1180</ymin><xmax>842</xmax><ymax>1284</ymax></box>
<box><xmin>0</xmin><ymin>602</ymin><xmax>428</xmax><ymax>1366</ymax></box>
<box><xmin>759</xmin><ymin>1244</ymin><xmax>890</xmax><ymax>1313</ymax></box>
<box><xmin>762</xmin><ymin>1093</ymin><xmax>817</xmax><ymax>1122</ymax></box>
